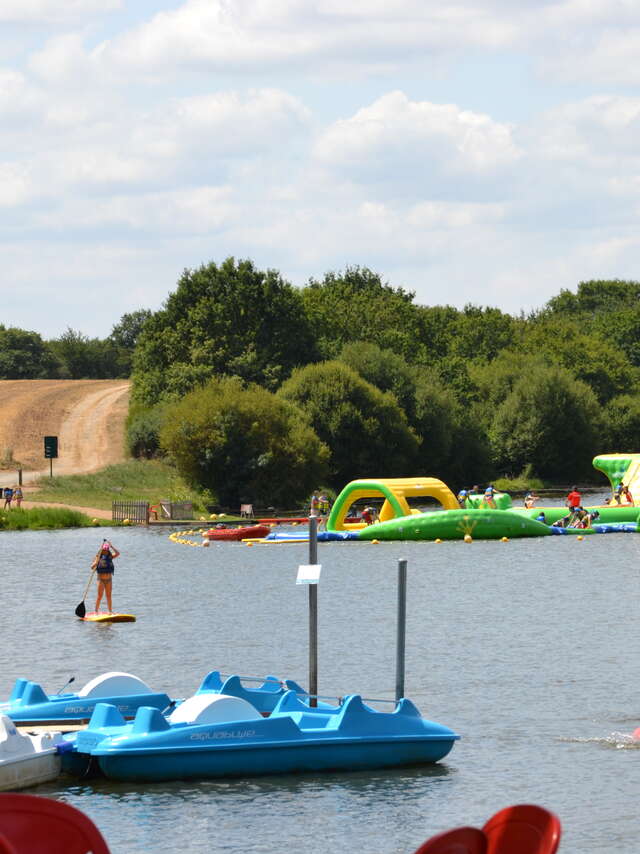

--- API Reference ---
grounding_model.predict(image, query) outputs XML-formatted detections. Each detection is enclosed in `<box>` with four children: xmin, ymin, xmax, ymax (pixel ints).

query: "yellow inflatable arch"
<box><xmin>326</xmin><ymin>477</ymin><xmax>459</xmax><ymax>531</ymax></box>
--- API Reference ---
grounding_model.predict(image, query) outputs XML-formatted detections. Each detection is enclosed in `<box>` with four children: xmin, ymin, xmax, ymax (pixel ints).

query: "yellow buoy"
<box><xmin>464</xmin><ymin>534</ymin><xmax>472</xmax><ymax>543</ymax></box>
<box><xmin>501</xmin><ymin>536</ymin><xmax>509</xmax><ymax>542</ymax></box>
<box><xmin>246</xmin><ymin>541</ymin><xmax>253</xmax><ymax>547</ymax></box>
<box><xmin>210</xmin><ymin>513</ymin><xmax>217</xmax><ymax>520</ymax></box>
<box><xmin>92</xmin><ymin>518</ymin><xmax>99</xmax><ymax>526</ymax></box>
<box><xmin>577</xmin><ymin>535</ymin><xmax>584</xmax><ymax>541</ymax></box>
<box><xmin>123</xmin><ymin>518</ymin><xmax>130</xmax><ymax>526</ymax></box>
<box><xmin>371</xmin><ymin>539</ymin><xmax>379</xmax><ymax>544</ymax></box>
<box><xmin>202</xmin><ymin>540</ymin><xmax>210</xmax><ymax>547</ymax></box>
<box><xmin>434</xmin><ymin>538</ymin><xmax>442</xmax><ymax>543</ymax></box>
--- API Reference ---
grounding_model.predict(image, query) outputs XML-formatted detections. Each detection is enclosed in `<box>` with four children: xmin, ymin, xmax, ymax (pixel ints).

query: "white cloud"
<box><xmin>313</xmin><ymin>92</ymin><xmax>521</xmax><ymax>200</ymax></box>
<box><xmin>0</xmin><ymin>0</ymin><xmax>121</xmax><ymax>24</ymax></box>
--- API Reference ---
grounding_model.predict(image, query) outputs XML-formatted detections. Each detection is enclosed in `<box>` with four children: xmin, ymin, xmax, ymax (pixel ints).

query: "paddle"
<box><xmin>74</xmin><ymin>545</ymin><xmax>103</xmax><ymax>618</ymax></box>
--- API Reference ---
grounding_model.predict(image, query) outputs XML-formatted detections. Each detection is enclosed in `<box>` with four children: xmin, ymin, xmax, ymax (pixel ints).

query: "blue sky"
<box><xmin>2</xmin><ymin>0</ymin><xmax>640</xmax><ymax>338</ymax></box>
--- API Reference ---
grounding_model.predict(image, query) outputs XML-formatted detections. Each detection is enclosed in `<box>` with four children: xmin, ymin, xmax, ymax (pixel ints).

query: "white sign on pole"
<box><xmin>296</xmin><ymin>564</ymin><xmax>322</xmax><ymax>585</ymax></box>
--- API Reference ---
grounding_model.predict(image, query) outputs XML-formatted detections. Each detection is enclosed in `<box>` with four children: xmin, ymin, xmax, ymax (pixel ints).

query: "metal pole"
<box><xmin>18</xmin><ymin>469</ymin><xmax>22</xmax><ymax>486</ymax></box>
<box><xmin>308</xmin><ymin>515</ymin><xmax>318</xmax><ymax>707</ymax></box>
<box><xmin>395</xmin><ymin>558</ymin><xmax>407</xmax><ymax>703</ymax></box>
<box><xmin>49</xmin><ymin>458</ymin><xmax>53</xmax><ymax>479</ymax></box>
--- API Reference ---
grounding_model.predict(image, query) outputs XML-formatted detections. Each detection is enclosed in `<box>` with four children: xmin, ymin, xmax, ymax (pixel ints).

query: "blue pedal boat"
<box><xmin>1</xmin><ymin>671</ymin><xmax>315</xmax><ymax>727</ymax></box>
<box><xmin>0</xmin><ymin>672</ymin><xmax>172</xmax><ymax>727</ymax></box>
<box><xmin>63</xmin><ymin>690</ymin><xmax>459</xmax><ymax>781</ymax></box>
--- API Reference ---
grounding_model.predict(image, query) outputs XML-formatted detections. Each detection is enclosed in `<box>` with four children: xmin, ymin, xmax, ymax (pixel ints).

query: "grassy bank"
<box><xmin>27</xmin><ymin>460</ymin><xmax>210</xmax><ymax>513</ymax></box>
<box><xmin>0</xmin><ymin>507</ymin><xmax>97</xmax><ymax>530</ymax></box>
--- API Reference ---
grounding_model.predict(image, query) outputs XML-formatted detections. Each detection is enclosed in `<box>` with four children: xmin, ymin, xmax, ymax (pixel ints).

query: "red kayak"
<box><xmin>206</xmin><ymin>525</ymin><xmax>271</xmax><ymax>541</ymax></box>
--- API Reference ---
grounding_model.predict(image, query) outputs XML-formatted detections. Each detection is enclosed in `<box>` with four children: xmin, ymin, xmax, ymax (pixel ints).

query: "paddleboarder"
<box><xmin>91</xmin><ymin>540</ymin><xmax>120</xmax><ymax>614</ymax></box>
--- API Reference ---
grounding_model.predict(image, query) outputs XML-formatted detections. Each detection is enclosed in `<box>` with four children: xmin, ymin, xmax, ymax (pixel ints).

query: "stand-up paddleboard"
<box><xmin>80</xmin><ymin>613</ymin><xmax>136</xmax><ymax>623</ymax></box>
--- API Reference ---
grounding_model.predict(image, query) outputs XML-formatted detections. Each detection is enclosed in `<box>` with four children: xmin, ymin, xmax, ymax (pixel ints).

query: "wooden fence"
<box><xmin>112</xmin><ymin>500</ymin><xmax>150</xmax><ymax>525</ymax></box>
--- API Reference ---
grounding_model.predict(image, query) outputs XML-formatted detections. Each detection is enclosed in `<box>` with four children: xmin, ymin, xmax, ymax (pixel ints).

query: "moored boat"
<box><xmin>0</xmin><ymin>715</ymin><xmax>65</xmax><ymax>791</ymax></box>
<box><xmin>64</xmin><ymin>690</ymin><xmax>459</xmax><ymax>782</ymax></box>
<box><xmin>0</xmin><ymin>672</ymin><xmax>171</xmax><ymax>727</ymax></box>
<box><xmin>206</xmin><ymin>525</ymin><xmax>271</xmax><ymax>541</ymax></box>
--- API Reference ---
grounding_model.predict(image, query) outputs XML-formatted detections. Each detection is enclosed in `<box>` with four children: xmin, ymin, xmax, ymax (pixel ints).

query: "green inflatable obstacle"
<box><xmin>356</xmin><ymin>508</ymin><xmax>550</xmax><ymax>541</ymax></box>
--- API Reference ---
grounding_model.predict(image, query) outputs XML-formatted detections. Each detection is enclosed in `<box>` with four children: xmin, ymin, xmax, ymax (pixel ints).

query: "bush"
<box><xmin>160</xmin><ymin>377</ymin><xmax>329</xmax><ymax>507</ymax></box>
<box><xmin>279</xmin><ymin>361</ymin><xmax>420</xmax><ymax>486</ymax></box>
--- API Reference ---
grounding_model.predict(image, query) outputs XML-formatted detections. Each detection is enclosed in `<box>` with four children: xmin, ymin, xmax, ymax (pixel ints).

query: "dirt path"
<box><xmin>0</xmin><ymin>380</ymin><xmax>130</xmax><ymax>488</ymax></box>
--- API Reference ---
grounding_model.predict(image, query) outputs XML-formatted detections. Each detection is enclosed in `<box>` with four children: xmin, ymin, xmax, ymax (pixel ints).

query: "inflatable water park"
<box><xmin>254</xmin><ymin>454</ymin><xmax>640</xmax><ymax>544</ymax></box>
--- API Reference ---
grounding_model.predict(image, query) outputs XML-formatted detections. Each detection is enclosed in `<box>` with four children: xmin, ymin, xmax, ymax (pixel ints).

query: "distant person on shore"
<box><xmin>13</xmin><ymin>485</ymin><xmax>22</xmax><ymax>508</ymax></box>
<box><xmin>457</xmin><ymin>488</ymin><xmax>468</xmax><ymax>508</ymax></box>
<box><xmin>91</xmin><ymin>540</ymin><xmax>120</xmax><ymax>614</ymax></box>
<box><xmin>523</xmin><ymin>489</ymin><xmax>539</xmax><ymax>509</ymax></box>
<box><xmin>613</xmin><ymin>483</ymin><xmax>624</xmax><ymax>505</ymax></box>
<box><xmin>3</xmin><ymin>486</ymin><xmax>13</xmax><ymax>509</ymax></box>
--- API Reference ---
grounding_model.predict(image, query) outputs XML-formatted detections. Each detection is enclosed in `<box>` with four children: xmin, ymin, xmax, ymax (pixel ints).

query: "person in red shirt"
<box><xmin>565</xmin><ymin>486</ymin><xmax>582</xmax><ymax>522</ymax></box>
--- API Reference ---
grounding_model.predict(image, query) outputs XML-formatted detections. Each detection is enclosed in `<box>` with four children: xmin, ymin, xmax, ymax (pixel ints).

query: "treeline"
<box><xmin>4</xmin><ymin>260</ymin><xmax>640</xmax><ymax>504</ymax></box>
<box><xmin>0</xmin><ymin>311</ymin><xmax>151</xmax><ymax>380</ymax></box>
<box><xmin>127</xmin><ymin>260</ymin><xmax>640</xmax><ymax>504</ymax></box>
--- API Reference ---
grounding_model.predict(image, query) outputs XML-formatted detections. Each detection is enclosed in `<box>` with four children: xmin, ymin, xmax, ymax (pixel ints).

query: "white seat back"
<box><xmin>169</xmin><ymin>694</ymin><xmax>261</xmax><ymax>726</ymax></box>
<box><xmin>78</xmin><ymin>672</ymin><xmax>153</xmax><ymax>698</ymax></box>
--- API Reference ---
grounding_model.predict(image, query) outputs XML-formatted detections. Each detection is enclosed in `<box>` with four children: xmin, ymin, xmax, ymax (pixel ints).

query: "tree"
<box><xmin>48</xmin><ymin>328</ymin><xmax>122</xmax><ymax>379</ymax></box>
<box><xmin>109</xmin><ymin>310</ymin><xmax>152</xmax><ymax>377</ymax></box>
<box><xmin>544</xmin><ymin>279</ymin><xmax>640</xmax><ymax>318</ymax></box>
<box><xmin>602</xmin><ymin>395</ymin><xmax>640</xmax><ymax>453</ymax></box>
<box><xmin>301</xmin><ymin>267</ymin><xmax>424</xmax><ymax>362</ymax></box>
<box><xmin>159</xmin><ymin>377</ymin><xmax>329</xmax><ymax>507</ymax></box>
<box><xmin>489</xmin><ymin>364</ymin><xmax>602</xmax><ymax>480</ymax></box>
<box><xmin>278</xmin><ymin>361</ymin><xmax>420</xmax><ymax>486</ymax></box>
<box><xmin>0</xmin><ymin>326</ymin><xmax>60</xmax><ymax>378</ymax></box>
<box><xmin>520</xmin><ymin>316</ymin><xmax>636</xmax><ymax>403</ymax></box>
<box><xmin>132</xmin><ymin>258</ymin><xmax>316</xmax><ymax>406</ymax></box>
<box><xmin>338</xmin><ymin>341</ymin><xmax>417</xmax><ymax>418</ymax></box>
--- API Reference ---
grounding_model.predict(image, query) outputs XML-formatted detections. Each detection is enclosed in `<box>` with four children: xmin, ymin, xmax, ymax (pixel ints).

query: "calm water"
<box><xmin>2</xmin><ymin>507</ymin><xmax>639</xmax><ymax>853</ymax></box>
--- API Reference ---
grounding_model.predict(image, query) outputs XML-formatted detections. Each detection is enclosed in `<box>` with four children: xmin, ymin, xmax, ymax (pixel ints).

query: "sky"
<box><xmin>2</xmin><ymin>0</ymin><xmax>640</xmax><ymax>338</ymax></box>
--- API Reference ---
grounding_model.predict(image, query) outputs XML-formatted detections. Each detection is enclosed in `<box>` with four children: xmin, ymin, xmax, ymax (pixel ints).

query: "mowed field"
<box><xmin>0</xmin><ymin>380</ymin><xmax>130</xmax><ymax>476</ymax></box>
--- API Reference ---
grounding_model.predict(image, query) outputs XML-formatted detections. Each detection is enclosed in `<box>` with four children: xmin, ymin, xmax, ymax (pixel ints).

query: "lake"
<box><xmin>2</xmin><ymin>505</ymin><xmax>638</xmax><ymax>853</ymax></box>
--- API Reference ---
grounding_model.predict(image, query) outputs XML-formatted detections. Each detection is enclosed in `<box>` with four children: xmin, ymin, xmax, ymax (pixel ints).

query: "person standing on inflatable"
<box><xmin>91</xmin><ymin>540</ymin><xmax>120</xmax><ymax>614</ymax></box>
<box><xmin>565</xmin><ymin>485</ymin><xmax>582</xmax><ymax>523</ymax></box>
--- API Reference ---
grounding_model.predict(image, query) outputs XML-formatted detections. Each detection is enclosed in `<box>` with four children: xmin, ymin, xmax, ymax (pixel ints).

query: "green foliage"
<box><xmin>160</xmin><ymin>377</ymin><xmax>329</xmax><ymax>506</ymax></box>
<box><xmin>338</xmin><ymin>341</ymin><xmax>417</xmax><ymax>418</ymax></box>
<box><xmin>108</xmin><ymin>309</ymin><xmax>152</xmax><ymax>377</ymax></box>
<box><xmin>520</xmin><ymin>316</ymin><xmax>636</xmax><ymax>403</ymax></box>
<box><xmin>494</xmin><ymin>465</ymin><xmax>545</xmax><ymax>492</ymax></box>
<box><xmin>279</xmin><ymin>361</ymin><xmax>419</xmax><ymax>486</ymax></box>
<box><xmin>302</xmin><ymin>267</ymin><xmax>424</xmax><ymax>362</ymax></box>
<box><xmin>0</xmin><ymin>507</ymin><xmax>94</xmax><ymax>529</ymax></box>
<box><xmin>545</xmin><ymin>279</ymin><xmax>640</xmax><ymax>317</ymax></box>
<box><xmin>489</xmin><ymin>364</ymin><xmax>602</xmax><ymax>480</ymax></box>
<box><xmin>0</xmin><ymin>326</ymin><xmax>61</xmax><ymax>378</ymax></box>
<box><xmin>48</xmin><ymin>328</ymin><xmax>122</xmax><ymax>379</ymax></box>
<box><xmin>602</xmin><ymin>395</ymin><xmax>640</xmax><ymax>453</ymax></box>
<box><xmin>126</xmin><ymin>404</ymin><xmax>166</xmax><ymax>458</ymax></box>
<box><xmin>132</xmin><ymin>258</ymin><xmax>316</xmax><ymax>406</ymax></box>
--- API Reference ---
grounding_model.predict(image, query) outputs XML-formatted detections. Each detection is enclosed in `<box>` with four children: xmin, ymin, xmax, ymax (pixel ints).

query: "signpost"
<box><xmin>396</xmin><ymin>558</ymin><xmax>408</xmax><ymax>703</ymax></box>
<box><xmin>297</xmin><ymin>516</ymin><xmax>320</xmax><ymax>707</ymax></box>
<box><xmin>43</xmin><ymin>435</ymin><xmax>58</xmax><ymax>478</ymax></box>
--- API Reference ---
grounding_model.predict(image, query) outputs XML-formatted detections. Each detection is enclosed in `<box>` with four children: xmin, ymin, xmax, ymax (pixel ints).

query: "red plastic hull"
<box><xmin>206</xmin><ymin>525</ymin><xmax>271</xmax><ymax>541</ymax></box>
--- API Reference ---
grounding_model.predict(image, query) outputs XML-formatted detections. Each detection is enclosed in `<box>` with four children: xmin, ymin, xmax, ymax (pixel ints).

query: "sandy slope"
<box><xmin>0</xmin><ymin>379</ymin><xmax>130</xmax><ymax>485</ymax></box>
